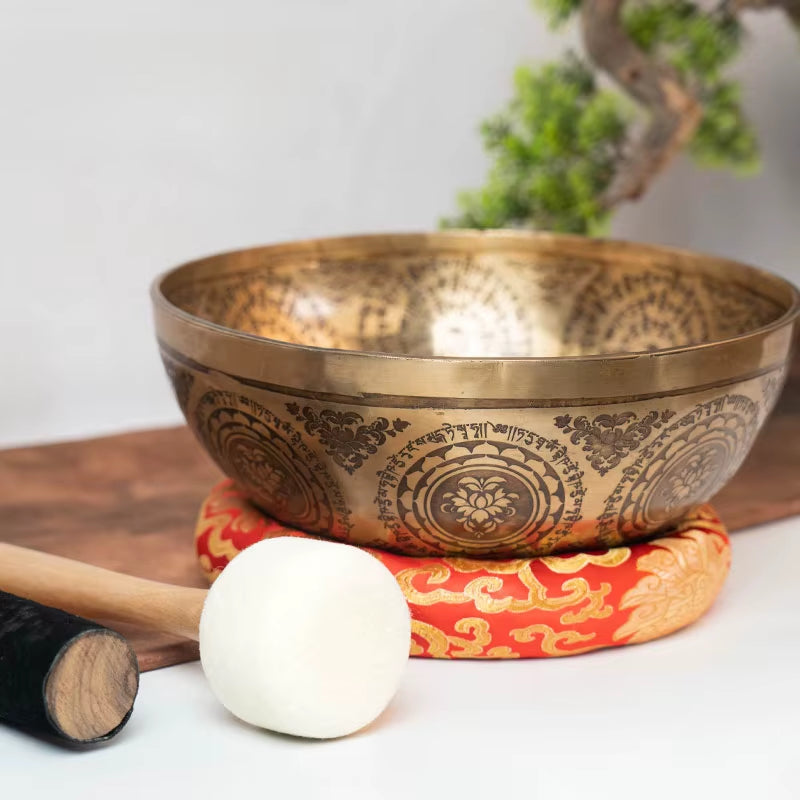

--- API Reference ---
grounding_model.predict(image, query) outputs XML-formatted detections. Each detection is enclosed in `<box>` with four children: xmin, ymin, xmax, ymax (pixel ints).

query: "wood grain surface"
<box><xmin>0</xmin><ymin>357</ymin><xmax>797</xmax><ymax>672</ymax></box>
<box><xmin>0</xmin><ymin>427</ymin><xmax>219</xmax><ymax>671</ymax></box>
<box><xmin>45</xmin><ymin>630</ymin><xmax>139</xmax><ymax>743</ymax></box>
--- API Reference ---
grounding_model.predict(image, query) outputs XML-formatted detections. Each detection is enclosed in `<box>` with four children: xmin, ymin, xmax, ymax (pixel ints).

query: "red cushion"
<box><xmin>196</xmin><ymin>480</ymin><xmax>731</xmax><ymax>659</ymax></box>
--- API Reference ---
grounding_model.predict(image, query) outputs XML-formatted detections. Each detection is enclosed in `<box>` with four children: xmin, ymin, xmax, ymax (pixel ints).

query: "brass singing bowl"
<box><xmin>152</xmin><ymin>231</ymin><xmax>799</xmax><ymax>557</ymax></box>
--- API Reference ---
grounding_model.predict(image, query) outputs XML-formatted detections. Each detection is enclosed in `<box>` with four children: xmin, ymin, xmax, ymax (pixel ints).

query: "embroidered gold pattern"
<box><xmin>537</xmin><ymin>548</ymin><xmax>631</xmax><ymax>573</ymax></box>
<box><xmin>394</xmin><ymin>562</ymin><xmax>612</xmax><ymax>620</ymax></box>
<box><xmin>197</xmin><ymin>488</ymin><xmax>263</xmax><ymax>565</ymax></box>
<box><xmin>411</xmin><ymin>618</ymin><xmax>521</xmax><ymax>659</ymax></box>
<box><xmin>509</xmin><ymin>624</ymin><xmax>597</xmax><ymax>656</ymax></box>
<box><xmin>613</xmin><ymin>529</ymin><xmax>730</xmax><ymax>643</ymax></box>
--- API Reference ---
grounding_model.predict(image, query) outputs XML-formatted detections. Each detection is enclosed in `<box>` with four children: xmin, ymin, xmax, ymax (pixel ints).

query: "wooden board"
<box><xmin>0</xmin><ymin>427</ymin><xmax>220</xmax><ymax>672</ymax></box>
<box><xmin>0</xmin><ymin>358</ymin><xmax>798</xmax><ymax>672</ymax></box>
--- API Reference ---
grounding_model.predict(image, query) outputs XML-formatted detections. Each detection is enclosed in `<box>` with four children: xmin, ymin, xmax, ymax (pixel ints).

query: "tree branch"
<box><xmin>580</xmin><ymin>0</ymin><xmax>703</xmax><ymax>209</ymax></box>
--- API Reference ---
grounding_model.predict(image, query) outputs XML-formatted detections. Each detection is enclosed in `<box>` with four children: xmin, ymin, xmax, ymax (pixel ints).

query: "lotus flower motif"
<box><xmin>440</xmin><ymin>475</ymin><xmax>519</xmax><ymax>537</ymax></box>
<box><xmin>237</xmin><ymin>445</ymin><xmax>291</xmax><ymax>510</ymax></box>
<box><xmin>663</xmin><ymin>449</ymin><xmax>717</xmax><ymax>513</ymax></box>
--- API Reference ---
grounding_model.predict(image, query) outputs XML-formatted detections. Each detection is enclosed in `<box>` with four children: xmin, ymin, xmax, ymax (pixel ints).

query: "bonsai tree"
<box><xmin>444</xmin><ymin>0</ymin><xmax>799</xmax><ymax>234</ymax></box>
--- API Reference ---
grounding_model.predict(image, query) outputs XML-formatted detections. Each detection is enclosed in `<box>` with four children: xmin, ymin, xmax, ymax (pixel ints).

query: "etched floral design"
<box><xmin>599</xmin><ymin>395</ymin><xmax>759</xmax><ymax>544</ymax></box>
<box><xmin>256</xmin><ymin>460</ymin><xmax>290</xmax><ymax>503</ymax></box>
<box><xmin>662</xmin><ymin>450</ymin><xmax>717</xmax><ymax>514</ymax></box>
<box><xmin>287</xmin><ymin>403</ymin><xmax>410</xmax><ymax>474</ymax></box>
<box><xmin>554</xmin><ymin>409</ymin><xmax>674</xmax><ymax>475</ymax></box>
<box><xmin>197</xmin><ymin>392</ymin><xmax>338</xmax><ymax>533</ymax></box>
<box><xmin>440</xmin><ymin>476</ymin><xmax>520</xmax><ymax>537</ymax></box>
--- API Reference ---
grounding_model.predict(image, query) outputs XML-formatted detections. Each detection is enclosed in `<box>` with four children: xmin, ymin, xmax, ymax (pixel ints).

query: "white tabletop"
<box><xmin>3</xmin><ymin>515</ymin><xmax>799</xmax><ymax>800</ymax></box>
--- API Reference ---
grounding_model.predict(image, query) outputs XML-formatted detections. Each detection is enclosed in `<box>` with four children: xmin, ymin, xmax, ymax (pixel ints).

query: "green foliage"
<box><xmin>622</xmin><ymin>1</ymin><xmax>756</xmax><ymax>170</ymax></box>
<box><xmin>442</xmin><ymin>55</ymin><xmax>628</xmax><ymax>234</ymax></box>
<box><xmin>623</xmin><ymin>1</ymin><xmax>742</xmax><ymax>82</ymax></box>
<box><xmin>532</xmin><ymin>0</ymin><xmax>582</xmax><ymax>28</ymax></box>
<box><xmin>690</xmin><ymin>82</ymin><xmax>760</xmax><ymax>171</ymax></box>
<box><xmin>445</xmin><ymin>1</ymin><xmax>763</xmax><ymax>233</ymax></box>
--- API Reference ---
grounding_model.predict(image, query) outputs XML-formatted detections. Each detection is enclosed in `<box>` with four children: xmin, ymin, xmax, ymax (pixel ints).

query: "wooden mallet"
<box><xmin>0</xmin><ymin>536</ymin><xmax>411</xmax><ymax>739</ymax></box>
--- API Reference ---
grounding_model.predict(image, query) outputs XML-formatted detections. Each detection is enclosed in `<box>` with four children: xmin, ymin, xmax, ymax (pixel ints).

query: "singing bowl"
<box><xmin>152</xmin><ymin>231</ymin><xmax>799</xmax><ymax>557</ymax></box>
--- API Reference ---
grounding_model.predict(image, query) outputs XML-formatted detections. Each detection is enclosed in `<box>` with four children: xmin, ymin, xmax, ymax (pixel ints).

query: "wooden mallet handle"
<box><xmin>0</xmin><ymin>543</ymin><xmax>207</xmax><ymax>641</ymax></box>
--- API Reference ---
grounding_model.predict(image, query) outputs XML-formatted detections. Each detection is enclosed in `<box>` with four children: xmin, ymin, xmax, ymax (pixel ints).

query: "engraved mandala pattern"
<box><xmin>286</xmin><ymin>403</ymin><xmax>410</xmax><ymax>474</ymax></box>
<box><xmin>166</xmin><ymin>253</ymin><xmax>783</xmax><ymax>358</ymax></box>
<box><xmin>169</xmin><ymin>271</ymin><xmax>348</xmax><ymax>349</ymax></box>
<box><xmin>554</xmin><ymin>409</ymin><xmax>674</xmax><ymax>475</ymax></box>
<box><xmin>384</xmin><ymin>257</ymin><xmax>535</xmax><ymax>357</ymax></box>
<box><xmin>562</xmin><ymin>267</ymin><xmax>711</xmax><ymax>353</ymax></box>
<box><xmin>376</xmin><ymin>422</ymin><xmax>584</xmax><ymax>556</ymax></box>
<box><xmin>196</xmin><ymin>391</ymin><xmax>351</xmax><ymax>536</ymax></box>
<box><xmin>600</xmin><ymin>394</ymin><xmax>760</xmax><ymax>545</ymax></box>
<box><xmin>700</xmin><ymin>276</ymin><xmax>784</xmax><ymax>342</ymax></box>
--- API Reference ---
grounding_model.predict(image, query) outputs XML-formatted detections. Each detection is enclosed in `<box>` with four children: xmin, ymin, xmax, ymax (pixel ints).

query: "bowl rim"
<box><xmin>151</xmin><ymin>230</ymin><xmax>800</xmax><ymax>403</ymax></box>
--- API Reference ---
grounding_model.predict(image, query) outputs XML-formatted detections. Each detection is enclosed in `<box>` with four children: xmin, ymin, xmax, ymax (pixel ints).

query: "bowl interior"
<box><xmin>162</xmin><ymin>240</ymin><xmax>789</xmax><ymax>358</ymax></box>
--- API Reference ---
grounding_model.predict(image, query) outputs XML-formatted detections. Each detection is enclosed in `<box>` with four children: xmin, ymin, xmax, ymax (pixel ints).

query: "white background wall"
<box><xmin>1</xmin><ymin>1</ymin><xmax>798</xmax><ymax>448</ymax></box>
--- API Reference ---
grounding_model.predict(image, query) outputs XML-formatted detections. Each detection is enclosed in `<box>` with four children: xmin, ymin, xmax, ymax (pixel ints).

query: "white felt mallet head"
<box><xmin>198</xmin><ymin>536</ymin><xmax>412</xmax><ymax>739</ymax></box>
<box><xmin>0</xmin><ymin>536</ymin><xmax>411</xmax><ymax>740</ymax></box>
